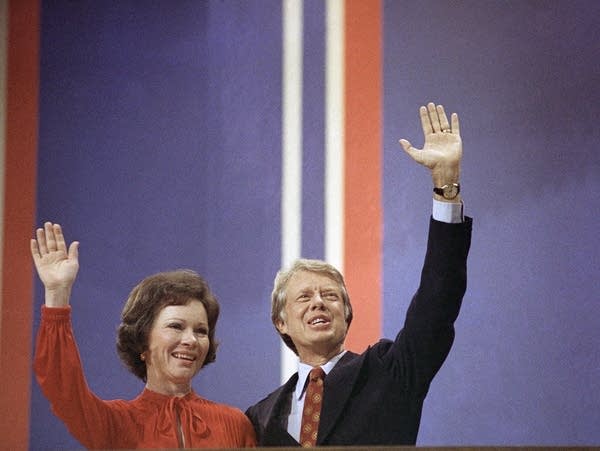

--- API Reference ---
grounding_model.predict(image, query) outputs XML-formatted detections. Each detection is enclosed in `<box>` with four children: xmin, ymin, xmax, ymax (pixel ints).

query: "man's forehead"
<box><xmin>287</xmin><ymin>270</ymin><xmax>339</xmax><ymax>291</ymax></box>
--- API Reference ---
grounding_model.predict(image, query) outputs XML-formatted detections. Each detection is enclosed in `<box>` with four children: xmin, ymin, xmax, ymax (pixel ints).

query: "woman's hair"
<box><xmin>270</xmin><ymin>258</ymin><xmax>353</xmax><ymax>355</ymax></box>
<box><xmin>116</xmin><ymin>269</ymin><xmax>220</xmax><ymax>381</ymax></box>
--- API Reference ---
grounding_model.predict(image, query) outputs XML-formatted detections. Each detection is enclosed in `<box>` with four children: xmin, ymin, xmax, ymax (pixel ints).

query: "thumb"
<box><xmin>68</xmin><ymin>241</ymin><xmax>79</xmax><ymax>260</ymax></box>
<box><xmin>399</xmin><ymin>139</ymin><xmax>417</xmax><ymax>158</ymax></box>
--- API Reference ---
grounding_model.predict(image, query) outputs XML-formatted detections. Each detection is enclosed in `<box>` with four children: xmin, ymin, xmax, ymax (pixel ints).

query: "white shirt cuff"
<box><xmin>432</xmin><ymin>198</ymin><xmax>464</xmax><ymax>223</ymax></box>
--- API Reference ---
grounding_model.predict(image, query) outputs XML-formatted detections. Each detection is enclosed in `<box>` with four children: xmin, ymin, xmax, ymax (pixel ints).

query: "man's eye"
<box><xmin>297</xmin><ymin>295</ymin><xmax>310</xmax><ymax>302</ymax></box>
<box><xmin>323</xmin><ymin>292</ymin><xmax>338</xmax><ymax>300</ymax></box>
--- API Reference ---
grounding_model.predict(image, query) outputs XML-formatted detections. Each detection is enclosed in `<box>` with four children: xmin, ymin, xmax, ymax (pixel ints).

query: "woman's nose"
<box><xmin>180</xmin><ymin>328</ymin><xmax>197</xmax><ymax>345</ymax></box>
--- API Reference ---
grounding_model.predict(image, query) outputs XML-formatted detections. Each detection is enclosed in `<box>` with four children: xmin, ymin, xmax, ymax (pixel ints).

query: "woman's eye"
<box><xmin>168</xmin><ymin>323</ymin><xmax>183</xmax><ymax>330</ymax></box>
<box><xmin>195</xmin><ymin>328</ymin><xmax>208</xmax><ymax>336</ymax></box>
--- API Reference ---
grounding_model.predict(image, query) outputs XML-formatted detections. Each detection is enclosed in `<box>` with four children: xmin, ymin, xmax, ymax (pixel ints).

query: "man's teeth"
<box><xmin>311</xmin><ymin>318</ymin><xmax>327</xmax><ymax>325</ymax></box>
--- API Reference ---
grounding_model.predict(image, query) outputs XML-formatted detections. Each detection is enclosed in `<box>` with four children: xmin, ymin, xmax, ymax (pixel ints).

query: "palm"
<box><xmin>418</xmin><ymin>132</ymin><xmax>462</xmax><ymax>170</ymax></box>
<box><xmin>35</xmin><ymin>249</ymin><xmax>79</xmax><ymax>290</ymax></box>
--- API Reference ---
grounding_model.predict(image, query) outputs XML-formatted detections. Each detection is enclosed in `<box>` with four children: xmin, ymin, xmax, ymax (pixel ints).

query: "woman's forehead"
<box><xmin>157</xmin><ymin>300</ymin><xmax>207</xmax><ymax>320</ymax></box>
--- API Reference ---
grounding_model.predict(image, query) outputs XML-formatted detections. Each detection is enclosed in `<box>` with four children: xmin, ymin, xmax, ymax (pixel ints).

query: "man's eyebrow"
<box><xmin>321</xmin><ymin>287</ymin><xmax>340</xmax><ymax>292</ymax></box>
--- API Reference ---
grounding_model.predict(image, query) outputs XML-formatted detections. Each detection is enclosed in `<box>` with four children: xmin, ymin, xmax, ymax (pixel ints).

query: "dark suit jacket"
<box><xmin>246</xmin><ymin>217</ymin><xmax>472</xmax><ymax>446</ymax></box>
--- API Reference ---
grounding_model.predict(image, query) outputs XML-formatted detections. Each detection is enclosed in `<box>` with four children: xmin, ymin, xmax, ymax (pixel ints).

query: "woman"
<box><xmin>31</xmin><ymin>222</ymin><xmax>256</xmax><ymax>449</ymax></box>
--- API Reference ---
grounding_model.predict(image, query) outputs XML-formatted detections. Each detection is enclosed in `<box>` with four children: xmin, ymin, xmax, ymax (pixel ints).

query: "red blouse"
<box><xmin>34</xmin><ymin>306</ymin><xmax>256</xmax><ymax>449</ymax></box>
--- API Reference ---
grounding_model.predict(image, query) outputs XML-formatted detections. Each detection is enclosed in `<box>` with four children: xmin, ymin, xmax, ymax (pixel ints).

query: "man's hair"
<box><xmin>271</xmin><ymin>258</ymin><xmax>353</xmax><ymax>355</ymax></box>
<box><xmin>116</xmin><ymin>269</ymin><xmax>220</xmax><ymax>381</ymax></box>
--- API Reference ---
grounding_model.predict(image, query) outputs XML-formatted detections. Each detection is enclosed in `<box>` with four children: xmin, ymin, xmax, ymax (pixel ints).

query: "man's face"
<box><xmin>276</xmin><ymin>270</ymin><xmax>348</xmax><ymax>363</ymax></box>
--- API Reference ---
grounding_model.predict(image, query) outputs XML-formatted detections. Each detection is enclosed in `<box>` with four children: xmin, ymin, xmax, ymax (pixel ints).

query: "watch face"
<box><xmin>443</xmin><ymin>184</ymin><xmax>458</xmax><ymax>199</ymax></box>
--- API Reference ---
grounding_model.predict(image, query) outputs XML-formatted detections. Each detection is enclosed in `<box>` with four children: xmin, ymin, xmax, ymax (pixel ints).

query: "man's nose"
<box><xmin>310</xmin><ymin>294</ymin><xmax>326</xmax><ymax>308</ymax></box>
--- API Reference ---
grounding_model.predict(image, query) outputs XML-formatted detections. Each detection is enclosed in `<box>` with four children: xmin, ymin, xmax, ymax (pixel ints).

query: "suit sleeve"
<box><xmin>384</xmin><ymin>216</ymin><xmax>472</xmax><ymax>397</ymax></box>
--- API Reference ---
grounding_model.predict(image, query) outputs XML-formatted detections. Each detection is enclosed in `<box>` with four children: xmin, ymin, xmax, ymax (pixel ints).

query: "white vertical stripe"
<box><xmin>325</xmin><ymin>0</ymin><xmax>344</xmax><ymax>271</ymax></box>
<box><xmin>0</xmin><ymin>0</ymin><xmax>8</xmax><ymax>317</ymax></box>
<box><xmin>280</xmin><ymin>0</ymin><xmax>302</xmax><ymax>383</ymax></box>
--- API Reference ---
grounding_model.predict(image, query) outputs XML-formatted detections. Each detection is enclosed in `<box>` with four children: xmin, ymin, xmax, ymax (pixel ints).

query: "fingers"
<box><xmin>451</xmin><ymin>112</ymin><xmax>460</xmax><ymax>136</ymax></box>
<box><xmin>421</xmin><ymin>102</ymin><xmax>454</xmax><ymax>134</ymax></box>
<box><xmin>427</xmin><ymin>103</ymin><xmax>442</xmax><ymax>133</ymax></box>
<box><xmin>30</xmin><ymin>238</ymin><xmax>41</xmax><ymax>261</ymax></box>
<box><xmin>45</xmin><ymin>222</ymin><xmax>57</xmax><ymax>252</ymax></box>
<box><xmin>419</xmin><ymin>106</ymin><xmax>433</xmax><ymax>135</ymax></box>
<box><xmin>33</xmin><ymin>222</ymin><xmax>68</xmax><ymax>255</ymax></box>
<box><xmin>53</xmin><ymin>223</ymin><xmax>68</xmax><ymax>253</ymax></box>
<box><xmin>36</xmin><ymin>225</ymin><xmax>49</xmax><ymax>255</ymax></box>
<box><xmin>437</xmin><ymin>104</ymin><xmax>451</xmax><ymax>132</ymax></box>
<box><xmin>68</xmin><ymin>241</ymin><xmax>79</xmax><ymax>260</ymax></box>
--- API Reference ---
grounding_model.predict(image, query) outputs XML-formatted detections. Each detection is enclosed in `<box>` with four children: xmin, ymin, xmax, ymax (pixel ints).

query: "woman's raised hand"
<box><xmin>31</xmin><ymin>222</ymin><xmax>79</xmax><ymax>307</ymax></box>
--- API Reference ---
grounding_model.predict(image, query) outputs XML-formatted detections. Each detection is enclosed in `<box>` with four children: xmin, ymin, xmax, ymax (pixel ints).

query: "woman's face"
<box><xmin>143</xmin><ymin>299</ymin><xmax>209</xmax><ymax>395</ymax></box>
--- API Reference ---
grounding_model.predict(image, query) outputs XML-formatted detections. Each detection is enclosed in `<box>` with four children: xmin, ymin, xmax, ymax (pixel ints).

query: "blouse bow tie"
<box><xmin>156</xmin><ymin>395</ymin><xmax>209</xmax><ymax>442</ymax></box>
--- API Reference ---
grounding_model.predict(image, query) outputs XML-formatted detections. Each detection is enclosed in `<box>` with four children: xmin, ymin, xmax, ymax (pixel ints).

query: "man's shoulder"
<box><xmin>248</xmin><ymin>382</ymin><xmax>289</xmax><ymax>408</ymax></box>
<box><xmin>334</xmin><ymin>341</ymin><xmax>398</xmax><ymax>371</ymax></box>
<box><xmin>246</xmin><ymin>372</ymin><xmax>298</xmax><ymax>416</ymax></box>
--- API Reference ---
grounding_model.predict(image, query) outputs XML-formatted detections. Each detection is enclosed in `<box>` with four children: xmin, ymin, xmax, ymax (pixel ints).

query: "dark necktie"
<box><xmin>299</xmin><ymin>366</ymin><xmax>326</xmax><ymax>447</ymax></box>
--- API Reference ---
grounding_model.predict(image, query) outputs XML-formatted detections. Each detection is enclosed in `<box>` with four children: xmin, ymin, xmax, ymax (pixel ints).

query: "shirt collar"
<box><xmin>295</xmin><ymin>350</ymin><xmax>347</xmax><ymax>400</ymax></box>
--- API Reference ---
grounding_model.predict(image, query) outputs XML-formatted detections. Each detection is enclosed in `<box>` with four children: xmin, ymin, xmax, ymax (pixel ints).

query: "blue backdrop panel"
<box><xmin>32</xmin><ymin>1</ymin><xmax>282</xmax><ymax>449</ymax></box>
<box><xmin>383</xmin><ymin>0</ymin><xmax>600</xmax><ymax>445</ymax></box>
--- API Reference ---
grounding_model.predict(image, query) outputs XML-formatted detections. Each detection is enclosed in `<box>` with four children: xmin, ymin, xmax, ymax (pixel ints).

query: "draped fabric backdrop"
<box><xmin>0</xmin><ymin>1</ymin><xmax>599</xmax><ymax>449</ymax></box>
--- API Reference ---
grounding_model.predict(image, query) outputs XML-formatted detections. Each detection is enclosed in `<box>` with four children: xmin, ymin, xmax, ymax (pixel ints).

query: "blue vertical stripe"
<box><xmin>301</xmin><ymin>1</ymin><xmax>326</xmax><ymax>259</ymax></box>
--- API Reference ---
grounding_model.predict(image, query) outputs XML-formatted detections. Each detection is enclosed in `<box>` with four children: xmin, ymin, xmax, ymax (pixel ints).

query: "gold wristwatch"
<box><xmin>433</xmin><ymin>183</ymin><xmax>460</xmax><ymax>200</ymax></box>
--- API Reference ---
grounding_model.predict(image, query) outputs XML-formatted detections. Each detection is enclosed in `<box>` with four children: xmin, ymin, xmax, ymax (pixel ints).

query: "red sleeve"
<box><xmin>33</xmin><ymin>306</ymin><xmax>129</xmax><ymax>448</ymax></box>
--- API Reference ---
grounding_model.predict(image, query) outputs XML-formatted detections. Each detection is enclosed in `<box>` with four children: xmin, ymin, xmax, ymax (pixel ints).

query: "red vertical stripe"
<box><xmin>0</xmin><ymin>0</ymin><xmax>39</xmax><ymax>447</ymax></box>
<box><xmin>343</xmin><ymin>0</ymin><xmax>382</xmax><ymax>352</ymax></box>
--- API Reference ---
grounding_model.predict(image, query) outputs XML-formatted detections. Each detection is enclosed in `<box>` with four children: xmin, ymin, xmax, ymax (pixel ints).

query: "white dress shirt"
<box><xmin>288</xmin><ymin>351</ymin><xmax>346</xmax><ymax>441</ymax></box>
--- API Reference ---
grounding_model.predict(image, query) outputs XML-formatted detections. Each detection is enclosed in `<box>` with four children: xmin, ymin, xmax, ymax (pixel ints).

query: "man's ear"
<box><xmin>275</xmin><ymin>318</ymin><xmax>287</xmax><ymax>335</ymax></box>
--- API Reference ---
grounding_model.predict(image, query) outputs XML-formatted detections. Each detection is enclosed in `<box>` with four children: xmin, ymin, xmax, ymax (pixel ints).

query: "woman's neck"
<box><xmin>145</xmin><ymin>381</ymin><xmax>192</xmax><ymax>397</ymax></box>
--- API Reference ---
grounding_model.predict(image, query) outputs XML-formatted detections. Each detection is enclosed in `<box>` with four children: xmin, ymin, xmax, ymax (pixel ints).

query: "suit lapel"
<box><xmin>317</xmin><ymin>350</ymin><xmax>364</xmax><ymax>444</ymax></box>
<box><xmin>259</xmin><ymin>351</ymin><xmax>364</xmax><ymax>446</ymax></box>
<box><xmin>262</xmin><ymin>373</ymin><xmax>301</xmax><ymax>446</ymax></box>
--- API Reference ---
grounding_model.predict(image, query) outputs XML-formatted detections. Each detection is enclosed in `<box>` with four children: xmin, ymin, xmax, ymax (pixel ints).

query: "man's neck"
<box><xmin>298</xmin><ymin>345</ymin><xmax>345</xmax><ymax>367</ymax></box>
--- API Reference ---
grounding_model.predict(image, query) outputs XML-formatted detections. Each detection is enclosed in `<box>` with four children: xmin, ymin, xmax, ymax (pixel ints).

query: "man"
<box><xmin>246</xmin><ymin>102</ymin><xmax>472</xmax><ymax>446</ymax></box>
